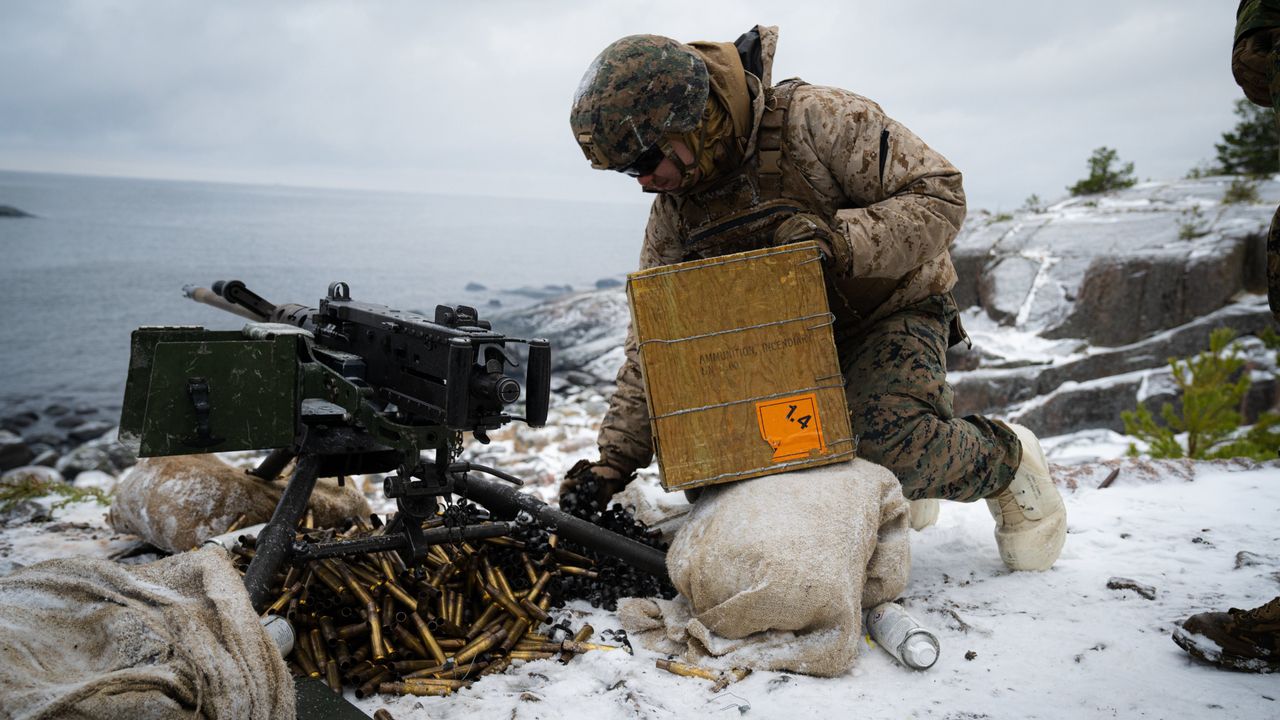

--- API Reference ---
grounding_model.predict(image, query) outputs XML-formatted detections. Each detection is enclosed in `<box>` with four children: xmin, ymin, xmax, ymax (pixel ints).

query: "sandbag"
<box><xmin>0</xmin><ymin>547</ymin><xmax>293</xmax><ymax>719</ymax></box>
<box><xmin>618</xmin><ymin>458</ymin><xmax>911</xmax><ymax>677</ymax></box>
<box><xmin>108</xmin><ymin>454</ymin><xmax>371</xmax><ymax>553</ymax></box>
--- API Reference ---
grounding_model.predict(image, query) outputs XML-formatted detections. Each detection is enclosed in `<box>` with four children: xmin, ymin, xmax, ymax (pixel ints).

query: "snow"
<box><xmin>3</xmin><ymin>452</ymin><xmax>1276</xmax><ymax>719</ymax></box>
<box><xmin>341</xmin><ymin>459</ymin><xmax>1280</xmax><ymax>720</ymax></box>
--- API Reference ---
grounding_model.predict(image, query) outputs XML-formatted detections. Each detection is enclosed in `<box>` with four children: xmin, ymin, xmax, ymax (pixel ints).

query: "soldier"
<box><xmin>1168</xmin><ymin>1</ymin><xmax>1280</xmax><ymax>673</ymax></box>
<box><xmin>1231</xmin><ymin>0</ymin><xmax>1280</xmax><ymax>323</ymax></box>
<box><xmin>562</xmin><ymin>25</ymin><xmax>1066</xmax><ymax>571</ymax></box>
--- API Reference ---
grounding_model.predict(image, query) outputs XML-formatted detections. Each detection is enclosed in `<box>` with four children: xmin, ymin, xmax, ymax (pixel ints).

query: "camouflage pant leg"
<box><xmin>1268</xmin><ymin>205</ymin><xmax>1280</xmax><ymax>323</ymax></box>
<box><xmin>1270</xmin><ymin>41</ymin><xmax>1280</xmax><ymax>322</ymax></box>
<box><xmin>840</xmin><ymin>295</ymin><xmax>1020</xmax><ymax>502</ymax></box>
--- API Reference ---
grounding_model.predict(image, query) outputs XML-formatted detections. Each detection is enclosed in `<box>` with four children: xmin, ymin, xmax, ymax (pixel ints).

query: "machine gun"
<box><xmin>120</xmin><ymin>280</ymin><xmax>667</xmax><ymax>613</ymax></box>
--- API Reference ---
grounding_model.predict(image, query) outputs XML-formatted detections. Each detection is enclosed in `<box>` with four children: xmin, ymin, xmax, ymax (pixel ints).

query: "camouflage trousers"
<box><xmin>1235</xmin><ymin>27</ymin><xmax>1280</xmax><ymax>321</ymax></box>
<box><xmin>840</xmin><ymin>294</ymin><xmax>1020</xmax><ymax>502</ymax></box>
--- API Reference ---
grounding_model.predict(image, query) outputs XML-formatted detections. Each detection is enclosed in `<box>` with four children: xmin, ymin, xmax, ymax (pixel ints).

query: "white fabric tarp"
<box><xmin>0</xmin><ymin>547</ymin><xmax>293</xmax><ymax>719</ymax></box>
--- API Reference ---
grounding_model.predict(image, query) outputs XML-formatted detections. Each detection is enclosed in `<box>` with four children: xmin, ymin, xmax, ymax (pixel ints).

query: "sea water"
<box><xmin>0</xmin><ymin>170</ymin><xmax>647</xmax><ymax>413</ymax></box>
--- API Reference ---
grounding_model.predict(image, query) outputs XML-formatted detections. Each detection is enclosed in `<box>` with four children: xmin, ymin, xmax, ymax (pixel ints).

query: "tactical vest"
<box><xmin>671</xmin><ymin>79</ymin><xmax>902</xmax><ymax>337</ymax></box>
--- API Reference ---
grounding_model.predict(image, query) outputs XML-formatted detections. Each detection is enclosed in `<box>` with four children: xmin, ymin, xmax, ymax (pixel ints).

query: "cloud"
<box><xmin>0</xmin><ymin>0</ymin><xmax>1247</xmax><ymax>209</ymax></box>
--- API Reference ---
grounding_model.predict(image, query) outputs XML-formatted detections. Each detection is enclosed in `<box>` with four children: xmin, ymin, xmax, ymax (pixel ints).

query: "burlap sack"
<box><xmin>108</xmin><ymin>454</ymin><xmax>371</xmax><ymax>553</ymax></box>
<box><xmin>617</xmin><ymin>459</ymin><xmax>911</xmax><ymax>677</ymax></box>
<box><xmin>0</xmin><ymin>547</ymin><xmax>292</xmax><ymax>719</ymax></box>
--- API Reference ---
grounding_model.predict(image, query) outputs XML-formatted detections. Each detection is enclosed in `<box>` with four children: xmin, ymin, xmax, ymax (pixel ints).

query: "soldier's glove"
<box><xmin>559</xmin><ymin>459</ymin><xmax>632</xmax><ymax>519</ymax></box>
<box><xmin>772</xmin><ymin>213</ymin><xmax>852</xmax><ymax>275</ymax></box>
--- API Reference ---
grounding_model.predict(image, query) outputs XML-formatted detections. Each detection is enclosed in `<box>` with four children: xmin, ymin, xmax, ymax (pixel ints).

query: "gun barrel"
<box><xmin>455</xmin><ymin>473</ymin><xmax>669</xmax><ymax>581</ymax></box>
<box><xmin>183</xmin><ymin>284</ymin><xmax>264</xmax><ymax>322</ymax></box>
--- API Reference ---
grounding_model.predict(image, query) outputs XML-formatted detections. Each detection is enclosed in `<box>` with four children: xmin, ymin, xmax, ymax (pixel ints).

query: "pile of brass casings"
<box><xmin>231</xmin><ymin>516</ymin><xmax>622</xmax><ymax>698</ymax></box>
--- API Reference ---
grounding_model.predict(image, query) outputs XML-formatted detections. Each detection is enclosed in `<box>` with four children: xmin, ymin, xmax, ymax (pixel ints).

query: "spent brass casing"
<box><xmin>465</xmin><ymin>603</ymin><xmax>501</xmax><ymax>638</ymax></box>
<box><xmin>399</xmin><ymin>677</ymin><xmax>470</xmax><ymax>690</ymax></box>
<box><xmin>384</xmin><ymin>581</ymin><xmax>418</xmax><ymax>612</ymax></box>
<box><xmin>310</xmin><ymin>628</ymin><xmax>330</xmax><ymax>668</ymax></box>
<box><xmin>500</xmin><ymin>617</ymin><xmax>531</xmax><ymax>654</ymax></box>
<box><xmin>333</xmin><ymin>638</ymin><xmax>352</xmax><ymax>670</ymax></box>
<box><xmin>411</xmin><ymin>611</ymin><xmax>447</xmax><ymax>665</ymax></box>
<box><xmin>711</xmin><ymin>667</ymin><xmax>752</xmax><ymax>692</ymax></box>
<box><xmin>520</xmin><ymin>554</ymin><xmax>540</xmax><ymax>585</ymax></box>
<box><xmin>655</xmin><ymin>659</ymin><xmax>719</xmax><ymax>681</ymax></box>
<box><xmin>519</xmin><ymin>598</ymin><xmax>550</xmax><ymax>623</ymax></box>
<box><xmin>373</xmin><ymin>710</ymin><xmax>397</xmax><ymax>720</ymax></box>
<box><xmin>366</xmin><ymin>601</ymin><xmax>386</xmax><ymax>661</ymax></box>
<box><xmin>318</xmin><ymin>616</ymin><xmax>338</xmax><ymax>647</ymax></box>
<box><xmin>293</xmin><ymin>641</ymin><xmax>322</xmax><ymax>678</ymax></box>
<box><xmin>451</xmin><ymin>628</ymin><xmax>506</xmax><ymax>666</ymax></box>
<box><xmin>559</xmin><ymin>624</ymin><xmax>594</xmax><ymax>663</ymax></box>
<box><xmin>482</xmin><ymin>582</ymin><xmax>527</xmax><ymax>621</ymax></box>
<box><xmin>311</xmin><ymin>563</ymin><xmax>347</xmax><ymax>599</ymax></box>
<box><xmin>324</xmin><ymin>659</ymin><xmax>342</xmax><ymax>694</ymax></box>
<box><xmin>561</xmin><ymin>640</ymin><xmax>623</xmax><ymax>654</ymax></box>
<box><xmin>391</xmin><ymin>659</ymin><xmax>444</xmax><ymax>674</ymax></box>
<box><xmin>525</xmin><ymin>570</ymin><xmax>552</xmax><ymax>603</ymax></box>
<box><xmin>378</xmin><ymin>682</ymin><xmax>452</xmax><ymax>697</ymax></box>
<box><xmin>336</xmin><ymin>621</ymin><xmax>369</xmax><ymax>642</ymax></box>
<box><xmin>382</xmin><ymin>595</ymin><xmax>397</xmax><ymax>634</ymax></box>
<box><xmin>225</xmin><ymin>512</ymin><xmax>249</xmax><ymax>534</ymax></box>
<box><xmin>450</xmin><ymin>591</ymin><xmax>466</xmax><ymax>629</ymax></box>
<box><xmin>507</xmin><ymin>650</ymin><xmax>556</xmax><ymax>661</ymax></box>
<box><xmin>392</xmin><ymin>623</ymin><xmax>428</xmax><ymax>659</ymax></box>
<box><xmin>553</xmin><ymin>548</ymin><xmax>593</xmax><ymax>567</ymax></box>
<box><xmin>355</xmin><ymin>668</ymin><xmax>391</xmax><ymax>699</ymax></box>
<box><xmin>558</xmin><ymin>566</ymin><xmax>599</xmax><ymax>579</ymax></box>
<box><xmin>266</xmin><ymin>582</ymin><xmax>301</xmax><ymax>616</ymax></box>
<box><xmin>403</xmin><ymin>663</ymin><xmax>449</xmax><ymax>679</ymax></box>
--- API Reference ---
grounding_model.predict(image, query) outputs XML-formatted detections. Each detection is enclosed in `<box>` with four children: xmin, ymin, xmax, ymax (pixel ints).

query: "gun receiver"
<box><xmin>123</xmin><ymin>280</ymin><xmax>662</xmax><ymax>612</ymax></box>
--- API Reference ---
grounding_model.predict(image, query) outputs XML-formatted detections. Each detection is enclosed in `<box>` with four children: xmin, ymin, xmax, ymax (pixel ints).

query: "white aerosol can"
<box><xmin>866</xmin><ymin>602</ymin><xmax>940</xmax><ymax>670</ymax></box>
<box><xmin>260</xmin><ymin>614</ymin><xmax>295</xmax><ymax>657</ymax></box>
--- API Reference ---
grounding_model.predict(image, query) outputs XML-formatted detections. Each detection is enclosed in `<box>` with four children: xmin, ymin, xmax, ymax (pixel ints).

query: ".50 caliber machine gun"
<box><xmin>120</xmin><ymin>280</ymin><xmax>667</xmax><ymax>613</ymax></box>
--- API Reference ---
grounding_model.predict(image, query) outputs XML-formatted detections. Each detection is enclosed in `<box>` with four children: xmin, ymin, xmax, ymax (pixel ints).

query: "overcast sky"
<box><xmin>0</xmin><ymin>1</ymin><xmax>1246</xmax><ymax>211</ymax></box>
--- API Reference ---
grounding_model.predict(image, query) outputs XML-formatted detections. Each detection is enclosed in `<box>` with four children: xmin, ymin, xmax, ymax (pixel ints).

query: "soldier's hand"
<box><xmin>559</xmin><ymin>459</ymin><xmax>631</xmax><ymax>518</ymax></box>
<box><xmin>772</xmin><ymin>213</ymin><xmax>850</xmax><ymax>273</ymax></box>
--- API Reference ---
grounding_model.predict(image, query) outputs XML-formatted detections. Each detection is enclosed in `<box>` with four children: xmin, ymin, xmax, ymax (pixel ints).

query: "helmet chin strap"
<box><xmin>656</xmin><ymin>131</ymin><xmax>705</xmax><ymax>194</ymax></box>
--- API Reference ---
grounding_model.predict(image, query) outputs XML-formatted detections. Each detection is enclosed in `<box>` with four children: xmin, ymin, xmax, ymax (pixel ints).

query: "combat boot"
<box><xmin>1172</xmin><ymin>596</ymin><xmax>1280</xmax><ymax>673</ymax></box>
<box><xmin>908</xmin><ymin>498</ymin><xmax>940</xmax><ymax>531</ymax></box>
<box><xmin>984</xmin><ymin>423</ymin><xmax>1066</xmax><ymax>571</ymax></box>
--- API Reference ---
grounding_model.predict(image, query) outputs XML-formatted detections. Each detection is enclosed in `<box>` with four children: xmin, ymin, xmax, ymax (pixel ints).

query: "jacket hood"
<box><xmin>689</xmin><ymin>25</ymin><xmax>779</xmax><ymax>163</ymax></box>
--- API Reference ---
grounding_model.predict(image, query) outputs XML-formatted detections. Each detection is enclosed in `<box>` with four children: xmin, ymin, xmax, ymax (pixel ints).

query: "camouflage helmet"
<box><xmin>570</xmin><ymin>34</ymin><xmax>710</xmax><ymax>173</ymax></box>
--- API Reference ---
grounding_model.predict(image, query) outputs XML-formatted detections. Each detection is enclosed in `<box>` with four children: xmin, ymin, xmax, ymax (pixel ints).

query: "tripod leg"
<box><xmin>247</xmin><ymin>447</ymin><xmax>295</xmax><ymax>481</ymax></box>
<box><xmin>243</xmin><ymin>453</ymin><xmax>320</xmax><ymax>612</ymax></box>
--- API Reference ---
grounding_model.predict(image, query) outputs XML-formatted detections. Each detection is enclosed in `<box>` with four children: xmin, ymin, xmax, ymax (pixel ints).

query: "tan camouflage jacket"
<box><xmin>597</xmin><ymin>25</ymin><xmax>966</xmax><ymax>477</ymax></box>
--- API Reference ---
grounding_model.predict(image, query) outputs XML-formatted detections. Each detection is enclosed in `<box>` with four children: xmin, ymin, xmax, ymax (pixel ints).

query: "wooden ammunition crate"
<box><xmin>627</xmin><ymin>241</ymin><xmax>855</xmax><ymax>492</ymax></box>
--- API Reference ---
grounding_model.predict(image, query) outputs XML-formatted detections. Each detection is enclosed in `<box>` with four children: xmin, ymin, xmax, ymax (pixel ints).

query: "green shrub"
<box><xmin>1123</xmin><ymin>327</ymin><xmax>1280</xmax><ymax>461</ymax></box>
<box><xmin>1177</xmin><ymin>206</ymin><xmax>1210</xmax><ymax>240</ymax></box>
<box><xmin>0</xmin><ymin>474</ymin><xmax>111</xmax><ymax>513</ymax></box>
<box><xmin>1215</xmin><ymin>98</ymin><xmax>1280</xmax><ymax>177</ymax></box>
<box><xmin>1069</xmin><ymin>146</ymin><xmax>1137</xmax><ymax>196</ymax></box>
<box><xmin>1222</xmin><ymin>177</ymin><xmax>1261</xmax><ymax>205</ymax></box>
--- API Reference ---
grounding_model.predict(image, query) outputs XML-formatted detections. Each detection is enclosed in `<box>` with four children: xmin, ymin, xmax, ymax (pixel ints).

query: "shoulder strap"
<box><xmin>756</xmin><ymin>78</ymin><xmax>808</xmax><ymax>197</ymax></box>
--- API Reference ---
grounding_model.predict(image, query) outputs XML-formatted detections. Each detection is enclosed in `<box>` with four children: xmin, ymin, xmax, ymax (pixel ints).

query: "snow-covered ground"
<box><xmin>3</xmin><ymin>449</ymin><xmax>1276</xmax><ymax>720</ymax></box>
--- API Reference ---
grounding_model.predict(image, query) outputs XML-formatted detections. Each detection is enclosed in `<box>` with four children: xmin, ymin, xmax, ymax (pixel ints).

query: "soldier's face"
<box><xmin>637</xmin><ymin>140</ymin><xmax>697</xmax><ymax>193</ymax></box>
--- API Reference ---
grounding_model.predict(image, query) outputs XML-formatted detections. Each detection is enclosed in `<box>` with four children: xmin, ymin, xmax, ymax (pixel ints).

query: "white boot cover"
<box><xmin>985</xmin><ymin>423</ymin><xmax>1066</xmax><ymax>571</ymax></box>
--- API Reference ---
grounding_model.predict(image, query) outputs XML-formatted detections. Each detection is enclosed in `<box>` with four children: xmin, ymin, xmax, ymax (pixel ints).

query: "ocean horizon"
<box><xmin>0</xmin><ymin>169</ymin><xmax>648</xmax><ymax>415</ymax></box>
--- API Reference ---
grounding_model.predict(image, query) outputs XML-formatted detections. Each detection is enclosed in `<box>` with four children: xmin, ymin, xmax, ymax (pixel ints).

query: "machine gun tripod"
<box><xmin>121</xmin><ymin>280</ymin><xmax>668</xmax><ymax>614</ymax></box>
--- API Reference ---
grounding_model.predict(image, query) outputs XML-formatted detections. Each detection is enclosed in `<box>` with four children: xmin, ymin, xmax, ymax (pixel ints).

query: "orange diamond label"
<box><xmin>755</xmin><ymin>393</ymin><xmax>827</xmax><ymax>462</ymax></box>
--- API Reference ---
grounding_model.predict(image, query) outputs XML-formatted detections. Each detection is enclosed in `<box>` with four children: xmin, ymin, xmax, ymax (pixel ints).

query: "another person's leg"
<box><xmin>1173</xmin><ymin>596</ymin><xmax>1280</xmax><ymax>673</ymax></box>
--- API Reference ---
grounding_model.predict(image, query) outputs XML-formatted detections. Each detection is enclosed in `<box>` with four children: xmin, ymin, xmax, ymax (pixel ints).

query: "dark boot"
<box><xmin>1172</xmin><ymin>596</ymin><xmax>1280</xmax><ymax>673</ymax></box>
